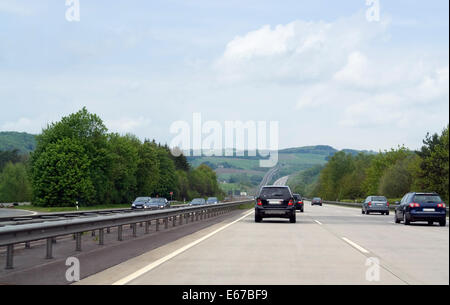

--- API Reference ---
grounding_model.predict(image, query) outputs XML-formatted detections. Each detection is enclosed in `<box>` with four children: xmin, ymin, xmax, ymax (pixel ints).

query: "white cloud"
<box><xmin>1</xmin><ymin>117</ymin><xmax>45</xmax><ymax>134</ymax></box>
<box><xmin>0</xmin><ymin>1</ymin><xmax>33</xmax><ymax>16</ymax></box>
<box><xmin>105</xmin><ymin>117</ymin><xmax>152</xmax><ymax>134</ymax></box>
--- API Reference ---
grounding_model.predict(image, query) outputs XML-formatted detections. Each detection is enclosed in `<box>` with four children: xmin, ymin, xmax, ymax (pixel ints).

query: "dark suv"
<box><xmin>395</xmin><ymin>192</ymin><xmax>447</xmax><ymax>226</ymax></box>
<box><xmin>293</xmin><ymin>193</ymin><xmax>304</xmax><ymax>212</ymax></box>
<box><xmin>255</xmin><ymin>186</ymin><xmax>296</xmax><ymax>223</ymax></box>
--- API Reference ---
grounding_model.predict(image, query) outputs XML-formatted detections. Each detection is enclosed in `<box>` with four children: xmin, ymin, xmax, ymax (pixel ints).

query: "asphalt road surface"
<box><xmin>78</xmin><ymin>202</ymin><xmax>449</xmax><ymax>285</ymax></box>
<box><xmin>0</xmin><ymin>209</ymin><xmax>36</xmax><ymax>218</ymax></box>
<box><xmin>272</xmin><ymin>175</ymin><xmax>289</xmax><ymax>186</ymax></box>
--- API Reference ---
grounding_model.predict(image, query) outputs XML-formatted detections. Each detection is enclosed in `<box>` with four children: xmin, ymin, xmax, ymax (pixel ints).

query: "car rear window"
<box><xmin>260</xmin><ymin>187</ymin><xmax>291</xmax><ymax>199</ymax></box>
<box><xmin>413</xmin><ymin>195</ymin><xmax>442</xmax><ymax>203</ymax></box>
<box><xmin>372</xmin><ymin>196</ymin><xmax>387</xmax><ymax>201</ymax></box>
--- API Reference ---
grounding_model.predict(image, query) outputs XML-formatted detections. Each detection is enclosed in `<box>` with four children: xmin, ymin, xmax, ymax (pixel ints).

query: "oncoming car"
<box><xmin>189</xmin><ymin>198</ymin><xmax>206</xmax><ymax>206</ymax></box>
<box><xmin>206</xmin><ymin>197</ymin><xmax>219</xmax><ymax>204</ymax></box>
<box><xmin>255</xmin><ymin>186</ymin><xmax>296</xmax><ymax>223</ymax></box>
<box><xmin>131</xmin><ymin>197</ymin><xmax>151</xmax><ymax>209</ymax></box>
<box><xmin>148</xmin><ymin>198</ymin><xmax>170</xmax><ymax>209</ymax></box>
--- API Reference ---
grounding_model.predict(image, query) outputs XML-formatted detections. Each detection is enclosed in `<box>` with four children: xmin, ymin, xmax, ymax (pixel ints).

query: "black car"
<box><xmin>395</xmin><ymin>192</ymin><xmax>446</xmax><ymax>226</ymax></box>
<box><xmin>255</xmin><ymin>186</ymin><xmax>296</xmax><ymax>223</ymax></box>
<box><xmin>147</xmin><ymin>198</ymin><xmax>170</xmax><ymax>209</ymax></box>
<box><xmin>131</xmin><ymin>197</ymin><xmax>152</xmax><ymax>209</ymax></box>
<box><xmin>293</xmin><ymin>193</ymin><xmax>304</xmax><ymax>212</ymax></box>
<box><xmin>311</xmin><ymin>197</ymin><xmax>323</xmax><ymax>206</ymax></box>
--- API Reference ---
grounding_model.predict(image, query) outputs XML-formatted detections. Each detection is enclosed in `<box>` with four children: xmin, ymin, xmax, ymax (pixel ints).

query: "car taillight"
<box><xmin>257</xmin><ymin>199</ymin><xmax>262</xmax><ymax>206</ymax></box>
<box><xmin>288</xmin><ymin>199</ymin><xmax>294</xmax><ymax>206</ymax></box>
<box><xmin>437</xmin><ymin>203</ymin><xmax>446</xmax><ymax>208</ymax></box>
<box><xmin>368</xmin><ymin>201</ymin><xmax>372</xmax><ymax>206</ymax></box>
<box><xmin>298</xmin><ymin>201</ymin><xmax>303</xmax><ymax>204</ymax></box>
<box><xmin>386</xmin><ymin>202</ymin><xmax>389</xmax><ymax>206</ymax></box>
<box><xmin>409</xmin><ymin>203</ymin><xmax>420</xmax><ymax>208</ymax></box>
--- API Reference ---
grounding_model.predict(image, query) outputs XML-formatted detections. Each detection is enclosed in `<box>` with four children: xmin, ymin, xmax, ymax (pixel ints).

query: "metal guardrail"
<box><xmin>0</xmin><ymin>200</ymin><xmax>253</xmax><ymax>269</ymax></box>
<box><xmin>0</xmin><ymin>204</ymin><xmax>189</xmax><ymax>226</ymax></box>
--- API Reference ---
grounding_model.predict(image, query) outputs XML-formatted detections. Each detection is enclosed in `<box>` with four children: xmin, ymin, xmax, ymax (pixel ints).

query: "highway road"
<box><xmin>0</xmin><ymin>209</ymin><xmax>36</xmax><ymax>218</ymax></box>
<box><xmin>78</xmin><ymin>202</ymin><xmax>449</xmax><ymax>285</ymax></box>
<box><xmin>273</xmin><ymin>175</ymin><xmax>289</xmax><ymax>186</ymax></box>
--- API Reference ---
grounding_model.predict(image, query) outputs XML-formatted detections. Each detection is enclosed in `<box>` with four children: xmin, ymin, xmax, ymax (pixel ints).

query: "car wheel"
<box><xmin>386</xmin><ymin>211</ymin><xmax>389</xmax><ymax>216</ymax></box>
<box><xmin>439</xmin><ymin>218</ymin><xmax>446</xmax><ymax>227</ymax></box>
<box><xmin>366</xmin><ymin>210</ymin><xmax>370</xmax><ymax>215</ymax></box>
<box><xmin>428</xmin><ymin>221</ymin><xmax>434</xmax><ymax>226</ymax></box>
<box><xmin>404</xmin><ymin>212</ymin><xmax>410</xmax><ymax>225</ymax></box>
<box><xmin>395</xmin><ymin>213</ymin><xmax>401</xmax><ymax>224</ymax></box>
<box><xmin>290</xmin><ymin>212</ymin><xmax>296</xmax><ymax>223</ymax></box>
<box><xmin>362</xmin><ymin>209</ymin><xmax>365</xmax><ymax>214</ymax></box>
<box><xmin>301</xmin><ymin>208</ymin><xmax>304</xmax><ymax>213</ymax></box>
<box><xmin>255</xmin><ymin>212</ymin><xmax>262</xmax><ymax>223</ymax></box>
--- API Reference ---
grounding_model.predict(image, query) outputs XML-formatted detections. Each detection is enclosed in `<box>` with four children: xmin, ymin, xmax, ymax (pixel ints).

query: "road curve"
<box><xmin>78</xmin><ymin>202</ymin><xmax>449</xmax><ymax>285</ymax></box>
<box><xmin>273</xmin><ymin>175</ymin><xmax>289</xmax><ymax>186</ymax></box>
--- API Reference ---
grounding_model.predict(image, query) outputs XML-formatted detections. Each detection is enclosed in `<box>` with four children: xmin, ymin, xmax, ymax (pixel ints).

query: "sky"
<box><xmin>0</xmin><ymin>0</ymin><xmax>448</xmax><ymax>152</ymax></box>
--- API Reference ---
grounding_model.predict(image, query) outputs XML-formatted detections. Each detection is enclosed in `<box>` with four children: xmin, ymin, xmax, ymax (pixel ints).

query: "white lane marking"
<box><xmin>342</xmin><ymin>237</ymin><xmax>370</xmax><ymax>254</ymax></box>
<box><xmin>112</xmin><ymin>210</ymin><xmax>254</xmax><ymax>285</ymax></box>
<box><xmin>314</xmin><ymin>220</ymin><xmax>323</xmax><ymax>225</ymax></box>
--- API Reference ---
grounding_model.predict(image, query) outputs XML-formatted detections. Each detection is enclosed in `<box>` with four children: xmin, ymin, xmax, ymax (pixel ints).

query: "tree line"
<box><xmin>0</xmin><ymin>108</ymin><xmax>223</xmax><ymax>206</ymax></box>
<box><xmin>308</xmin><ymin>125</ymin><xmax>449</xmax><ymax>203</ymax></box>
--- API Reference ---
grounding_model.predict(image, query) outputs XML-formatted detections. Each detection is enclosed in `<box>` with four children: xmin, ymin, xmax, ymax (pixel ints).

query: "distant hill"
<box><xmin>0</xmin><ymin>132</ymin><xmax>36</xmax><ymax>153</ymax></box>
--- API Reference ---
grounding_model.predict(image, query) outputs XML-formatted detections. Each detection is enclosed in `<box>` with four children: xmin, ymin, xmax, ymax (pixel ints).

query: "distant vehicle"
<box><xmin>189</xmin><ymin>198</ymin><xmax>206</xmax><ymax>206</ymax></box>
<box><xmin>395</xmin><ymin>192</ymin><xmax>446</xmax><ymax>226</ymax></box>
<box><xmin>206</xmin><ymin>197</ymin><xmax>219</xmax><ymax>204</ymax></box>
<box><xmin>255</xmin><ymin>186</ymin><xmax>296</xmax><ymax>223</ymax></box>
<box><xmin>131</xmin><ymin>197</ymin><xmax>151</xmax><ymax>209</ymax></box>
<box><xmin>311</xmin><ymin>197</ymin><xmax>323</xmax><ymax>206</ymax></box>
<box><xmin>148</xmin><ymin>198</ymin><xmax>170</xmax><ymax>209</ymax></box>
<box><xmin>362</xmin><ymin>196</ymin><xmax>389</xmax><ymax>215</ymax></box>
<box><xmin>293</xmin><ymin>194</ymin><xmax>304</xmax><ymax>212</ymax></box>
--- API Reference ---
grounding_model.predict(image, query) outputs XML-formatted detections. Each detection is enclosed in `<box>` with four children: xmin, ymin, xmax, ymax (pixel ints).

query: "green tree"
<box><xmin>31</xmin><ymin>138</ymin><xmax>94</xmax><ymax>206</ymax></box>
<box><xmin>416</xmin><ymin>126</ymin><xmax>449</xmax><ymax>202</ymax></box>
<box><xmin>0</xmin><ymin>162</ymin><xmax>32</xmax><ymax>203</ymax></box>
<box><xmin>31</xmin><ymin>107</ymin><xmax>111</xmax><ymax>205</ymax></box>
<box><xmin>107</xmin><ymin>134</ymin><xmax>140</xmax><ymax>204</ymax></box>
<box><xmin>136</xmin><ymin>140</ymin><xmax>160</xmax><ymax>197</ymax></box>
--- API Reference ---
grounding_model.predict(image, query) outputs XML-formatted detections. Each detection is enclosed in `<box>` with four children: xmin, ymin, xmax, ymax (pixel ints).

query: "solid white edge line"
<box><xmin>341</xmin><ymin>237</ymin><xmax>370</xmax><ymax>254</ymax></box>
<box><xmin>112</xmin><ymin>210</ymin><xmax>254</xmax><ymax>285</ymax></box>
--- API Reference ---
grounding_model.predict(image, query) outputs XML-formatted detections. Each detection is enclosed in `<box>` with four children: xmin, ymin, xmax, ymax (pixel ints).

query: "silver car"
<box><xmin>362</xmin><ymin>196</ymin><xmax>390</xmax><ymax>215</ymax></box>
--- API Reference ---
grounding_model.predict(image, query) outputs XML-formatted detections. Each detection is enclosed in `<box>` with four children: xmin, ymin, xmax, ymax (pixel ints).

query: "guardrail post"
<box><xmin>191</xmin><ymin>212</ymin><xmax>194</xmax><ymax>222</ymax></box>
<box><xmin>164</xmin><ymin>217</ymin><xmax>168</xmax><ymax>229</ymax></box>
<box><xmin>132</xmin><ymin>223</ymin><xmax>137</xmax><ymax>237</ymax></box>
<box><xmin>76</xmin><ymin>233</ymin><xmax>82</xmax><ymax>251</ymax></box>
<box><xmin>46</xmin><ymin>238</ymin><xmax>53</xmax><ymax>259</ymax></box>
<box><xmin>156</xmin><ymin>219</ymin><xmax>160</xmax><ymax>231</ymax></box>
<box><xmin>6</xmin><ymin>244</ymin><xmax>13</xmax><ymax>269</ymax></box>
<box><xmin>99</xmin><ymin>228</ymin><xmax>104</xmax><ymax>245</ymax></box>
<box><xmin>145</xmin><ymin>221</ymin><xmax>150</xmax><ymax>234</ymax></box>
<box><xmin>118</xmin><ymin>225</ymin><xmax>123</xmax><ymax>241</ymax></box>
<box><xmin>107</xmin><ymin>227</ymin><xmax>110</xmax><ymax>234</ymax></box>
<box><xmin>195</xmin><ymin>212</ymin><xmax>199</xmax><ymax>221</ymax></box>
<box><xmin>172</xmin><ymin>216</ymin><xmax>176</xmax><ymax>227</ymax></box>
<box><xmin>91</xmin><ymin>230</ymin><xmax>95</xmax><ymax>237</ymax></box>
<box><xmin>25</xmin><ymin>242</ymin><xmax>31</xmax><ymax>249</ymax></box>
